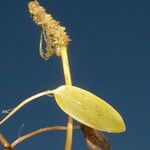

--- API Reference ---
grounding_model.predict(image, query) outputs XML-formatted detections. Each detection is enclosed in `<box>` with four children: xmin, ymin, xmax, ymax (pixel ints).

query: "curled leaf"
<box><xmin>81</xmin><ymin>124</ymin><xmax>110</xmax><ymax>150</ymax></box>
<box><xmin>53</xmin><ymin>85</ymin><xmax>126</xmax><ymax>133</ymax></box>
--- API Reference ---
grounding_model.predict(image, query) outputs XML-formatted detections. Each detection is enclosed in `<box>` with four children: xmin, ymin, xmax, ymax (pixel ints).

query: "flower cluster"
<box><xmin>28</xmin><ymin>0</ymin><xmax>70</xmax><ymax>56</ymax></box>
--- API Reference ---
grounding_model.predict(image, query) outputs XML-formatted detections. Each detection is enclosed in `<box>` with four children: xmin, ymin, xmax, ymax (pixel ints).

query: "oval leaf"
<box><xmin>53</xmin><ymin>85</ymin><xmax>126</xmax><ymax>133</ymax></box>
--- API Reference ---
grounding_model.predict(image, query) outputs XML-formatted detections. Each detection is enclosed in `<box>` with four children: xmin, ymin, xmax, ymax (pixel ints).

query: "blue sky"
<box><xmin>0</xmin><ymin>0</ymin><xmax>150</xmax><ymax>149</ymax></box>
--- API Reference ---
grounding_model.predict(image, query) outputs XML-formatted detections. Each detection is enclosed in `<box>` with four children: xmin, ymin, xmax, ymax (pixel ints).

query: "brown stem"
<box><xmin>0</xmin><ymin>134</ymin><xmax>12</xmax><ymax>150</ymax></box>
<box><xmin>11</xmin><ymin>125</ymin><xmax>80</xmax><ymax>149</ymax></box>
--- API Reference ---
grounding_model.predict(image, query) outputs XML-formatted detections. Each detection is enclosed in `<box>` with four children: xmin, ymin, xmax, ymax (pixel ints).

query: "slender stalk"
<box><xmin>61</xmin><ymin>47</ymin><xmax>73</xmax><ymax>150</ymax></box>
<box><xmin>0</xmin><ymin>90</ymin><xmax>53</xmax><ymax>125</ymax></box>
<box><xmin>11</xmin><ymin>125</ymin><xmax>80</xmax><ymax>149</ymax></box>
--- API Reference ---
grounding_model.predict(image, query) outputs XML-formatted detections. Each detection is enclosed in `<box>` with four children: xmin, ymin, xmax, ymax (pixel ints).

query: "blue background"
<box><xmin>0</xmin><ymin>0</ymin><xmax>149</xmax><ymax>149</ymax></box>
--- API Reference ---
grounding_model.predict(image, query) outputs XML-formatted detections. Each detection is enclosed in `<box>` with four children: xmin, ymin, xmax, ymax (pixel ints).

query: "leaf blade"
<box><xmin>54</xmin><ymin>85</ymin><xmax>126</xmax><ymax>133</ymax></box>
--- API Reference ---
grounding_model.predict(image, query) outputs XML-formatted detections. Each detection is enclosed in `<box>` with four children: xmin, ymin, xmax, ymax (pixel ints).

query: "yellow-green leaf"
<box><xmin>53</xmin><ymin>85</ymin><xmax>126</xmax><ymax>133</ymax></box>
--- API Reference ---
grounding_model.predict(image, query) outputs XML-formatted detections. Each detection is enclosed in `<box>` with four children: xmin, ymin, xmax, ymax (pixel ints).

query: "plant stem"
<box><xmin>11</xmin><ymin>125</ymin><xmax>80</xmax><ymax>149</ymax></box>
<box><xmin>0</xmin><ymin>90</ymin><xmax>53</xmax><ymax>125</ymax></box>
<box><xmin>61</xmin><ymin>47</ymin><xmax>73</xmax><ymax>150</ymax></box>
<box><xmin>0</xmin><ymin>134</ymin><xmax>11</xmax><ymax>150</ymax></box>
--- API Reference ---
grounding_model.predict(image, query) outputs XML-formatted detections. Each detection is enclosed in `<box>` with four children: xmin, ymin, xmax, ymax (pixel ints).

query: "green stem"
<box><xmin>0</xmin><ymin>90</ymin><xmax>53</xmax><ymax>125</ymax></box>
<box><xmin>61</xmin><ymin>47</ymin><xmax>73</xmax><ymax>150</ymax></box>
